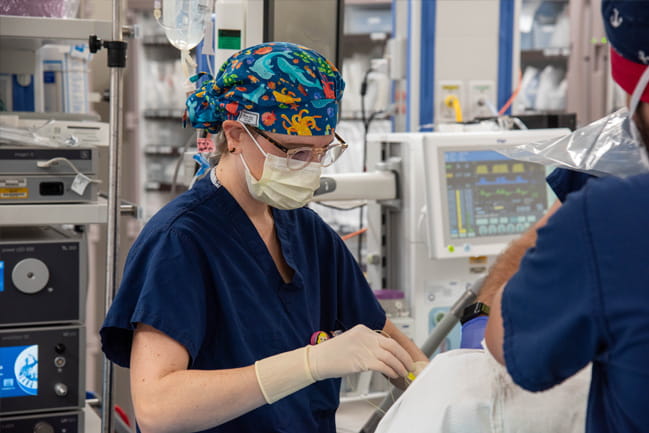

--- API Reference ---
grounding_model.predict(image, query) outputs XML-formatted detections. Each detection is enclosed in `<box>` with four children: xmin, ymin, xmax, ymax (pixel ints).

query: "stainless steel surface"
<box><xmin>265</xmin><ymin>0</ymin><xmax>343</xmax><ymax>67</ymax></box>
<box><xmin>119</xmin><ymin>200</ymin><xmax>139</xmax><ymax>217</ymax></box>
<box><xmin>101</xmin><ymin>0</ymin><xmax>125</xmax><ymax>432</ymax></box>
<box><xmin>0</xmin><ymin>199</ymin><xmax>108</xmax><ymax>225</ymax></box>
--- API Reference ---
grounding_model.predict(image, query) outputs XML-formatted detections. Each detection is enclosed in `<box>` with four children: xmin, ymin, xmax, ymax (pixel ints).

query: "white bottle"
<box><xmin>34</xmin><ymin>44</ymin><xmax>90</xmax><ymax>113</ymax></box>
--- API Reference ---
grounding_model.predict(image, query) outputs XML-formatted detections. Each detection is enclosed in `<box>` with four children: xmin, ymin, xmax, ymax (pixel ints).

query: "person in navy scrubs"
<box><xmin>101</xmin><ymin>42</ymin><xmax>427</xmax><ymax>433</ymax></box>
<box><xmin>485</xmin><ymin>2</ymin><xmax>649</xmax><ymax>432</ymax></box>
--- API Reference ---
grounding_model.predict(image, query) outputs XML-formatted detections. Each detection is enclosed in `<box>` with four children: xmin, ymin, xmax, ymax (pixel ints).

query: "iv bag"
<box><xmin>160</xmin><ymin>0</ymin><xmax>211</xmax><ymax>51</ymax></box>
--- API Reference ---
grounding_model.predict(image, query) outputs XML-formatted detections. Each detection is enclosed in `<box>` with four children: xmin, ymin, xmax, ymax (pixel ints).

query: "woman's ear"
<box><xmin>222</xmin><ymin>120</ymin><xmax>244</xmax><ymax>148</ymax></box>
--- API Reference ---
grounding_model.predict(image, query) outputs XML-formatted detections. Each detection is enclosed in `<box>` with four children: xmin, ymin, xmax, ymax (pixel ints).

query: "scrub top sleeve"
<box><xmin>502</xmin><ymin>191</ymin><xmax>601</xmax><ymax>392</ymax></box>
<box><xmin>546</xmin><ymin>168</ymin><xmax>594</xmax><ymax>202</ymax></box>
<box><xmin>333</xmin><ymin>236</ymin><xmax>386</xmax><ymax>332</ymax></box>
<box><xmin>101</xmin><ymin>228</ymin><xmax>208</xmax><ymax>367</ymax></box>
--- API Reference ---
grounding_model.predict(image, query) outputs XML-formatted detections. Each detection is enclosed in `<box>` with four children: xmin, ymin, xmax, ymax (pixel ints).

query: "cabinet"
<box><xmin>0</xmin><ymin>15</ymin><xmax>111</xmax><ymax>220</ymax></box>
<box><xmin>340</xmin><ymin>0</ymin><xmax>392</xmax><ymax>119</ymax></box>
<box><xmin>0</xmin><ymin>13</ymin><xmax>125</xmax><ymax>433</ymax></box>
<box><xmin>515</xmin><ymin>0</ymin><xmax>617</xmax><ymax>124</ymax></box>
<box><xmin>515</xmin><ymin>0</ymin><xmax>570</xmax><ymax>113</ymax></box>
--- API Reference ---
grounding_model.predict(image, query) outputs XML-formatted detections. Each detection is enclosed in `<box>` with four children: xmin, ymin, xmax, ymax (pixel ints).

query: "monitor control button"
<box><xmin>54</xmin><ymin>382</ymin><xmax>68</xmax><ymax>397</ymax></box>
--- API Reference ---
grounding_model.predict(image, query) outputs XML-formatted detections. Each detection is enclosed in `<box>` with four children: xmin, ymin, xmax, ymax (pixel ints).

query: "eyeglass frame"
<box><xmin>244</xmin><ymin>125</ymin><xmax>348</xmax><ymax>170</ymax></box>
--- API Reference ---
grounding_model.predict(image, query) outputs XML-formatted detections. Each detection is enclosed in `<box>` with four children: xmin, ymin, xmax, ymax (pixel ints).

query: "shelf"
<box><xmin>0</xmin><ymin>15</ymin><xmax>113</xmax><ymax>74</ymax></box>
<box><xmin>143</xmin><ymin>108</ymin><xmax>185</xmax><ymax>119</ymax></box>
<box><xmin>345</xmin><ymin>0</ymin><xmax>391</xmax><ymax>6</ymax></box>
<box><xmin>521</xmin><ymin>48</ymin><xmax>570</xmax><ymax>63</ymax></box>
<box><xmin>0</xmin><ymin>15</ymin><xmax>112</xmax><ymax>49</ymax></box>
<box><xmin>0</xmin><ymin>197</ymin><xmax>107</xmax><ymax>226</ymax></box>
<box><xmin>144</xmin><ymin>146</ymin><xmax>183</xmax><ymax>156</ymax></box>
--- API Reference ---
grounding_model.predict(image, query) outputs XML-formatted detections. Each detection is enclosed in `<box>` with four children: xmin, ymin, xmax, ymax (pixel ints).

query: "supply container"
<box><xmin>0</xmin><ymin>0</ymin><xmax>80</xmax><ymax>18</ymax></box>
<box><xmin>373</xmin><ymin>290</ymin><xmax>409</xmax><ymax>318</ymax></box>
<box><xmin>34</xmin><ymin>44</ymin><xmax>91</xmax><ymax>113</ymax></box>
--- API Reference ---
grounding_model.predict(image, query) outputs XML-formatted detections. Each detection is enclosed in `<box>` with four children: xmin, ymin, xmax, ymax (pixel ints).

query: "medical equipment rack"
<box><xmin>0</xmin><ymin>7</ymin><xmax>126</xmax><ymax>433</ymax></box>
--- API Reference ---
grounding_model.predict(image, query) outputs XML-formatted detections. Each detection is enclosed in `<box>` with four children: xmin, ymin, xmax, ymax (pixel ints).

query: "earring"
<box><xmin>229</xmin><ymin>147</ymin><xmax>236</xmax><ymax>153</ymax></box>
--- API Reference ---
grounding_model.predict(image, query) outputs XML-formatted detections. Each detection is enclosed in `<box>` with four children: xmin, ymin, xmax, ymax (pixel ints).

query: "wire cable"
<box><xmin>311</xmin><ymin>201</ymin><xmax>367</xmax><ymax>211</ymax></box>
<box><xmin>36</xmin><ymin>157</ymin><xmax>102</xmax><ymax>183</ymax></box>
<box><xmin>498</xmin><ymin>69</ymin><xmax>523</xmax><ymax>115</ymax></box>
<box><xmin>341</xmin><ymin>227</ymin><xmax>368</xmax><ymax>241</ymax></box>
<box><xmin>357</xmin><ymin>67</ymin><xmax>376</xmax><ymax>267</ymax></box>
<box><xmin>443</xmin><ymin>95</ymin><xmax>464</xmax><ymax>122</ymax></box>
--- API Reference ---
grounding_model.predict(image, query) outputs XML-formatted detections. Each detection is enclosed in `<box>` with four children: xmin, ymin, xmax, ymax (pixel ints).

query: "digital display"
<box><xmin>0</xmin><ymin>345</ymin><xmax>38</xmax><ymax>398</ymax></box>
<box><xmin>444</xmin><ymin>150</ymin><xmax>547</xmax><ymax>239</ymax></box>
<box><xmin>0</xmin><ymin>261</ymin><xmax>3</xmax><ymax>292</ymax></box>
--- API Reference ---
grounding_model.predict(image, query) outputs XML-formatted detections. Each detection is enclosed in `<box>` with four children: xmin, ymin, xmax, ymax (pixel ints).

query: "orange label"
<box><xmin>0</xmin><ymin>188</ymin><xmax>28</xmax><ymax>199</ymax></box>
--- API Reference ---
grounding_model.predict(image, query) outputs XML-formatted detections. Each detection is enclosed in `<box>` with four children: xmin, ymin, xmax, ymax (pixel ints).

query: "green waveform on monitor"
<box><xmin>478</xmin><ymin>188</ymin><xmax>540</xmax><ymax>199</ymax></box>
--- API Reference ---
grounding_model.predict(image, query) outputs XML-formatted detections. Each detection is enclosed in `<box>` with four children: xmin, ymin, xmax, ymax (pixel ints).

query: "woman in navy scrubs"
<box><xmin>101</xmin><ymin>42</ymin><xmax>427</xmax><ymax>433</ymax></box>
<box><xmin>486</xmin><ymin>2</ymin><xmax>649</xmax><ymax>432</ymax></box>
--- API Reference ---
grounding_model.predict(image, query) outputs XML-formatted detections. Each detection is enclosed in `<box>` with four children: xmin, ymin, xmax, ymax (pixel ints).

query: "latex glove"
<box><xmin>308</xmin><ymin>324</ymin><xmax>415</xmax><ymax>380</ymax></box>
<box><xmin>412</xmin><ymin>360</ymin><xmax>428</xmax><ymax>376</ymax></box>
<box><xmin>390</xmin><ymin>359</ymin><xmax>429</xmax><ymax>390</ymax></box>
<box><xmin>460</xmin><ymin>316</ymin><xmax>488</xmax><ymax>349</ymax></box>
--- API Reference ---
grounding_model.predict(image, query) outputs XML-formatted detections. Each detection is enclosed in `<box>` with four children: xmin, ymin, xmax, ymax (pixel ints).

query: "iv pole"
<box><xmin>97</xmin><ymin>0</ymin><xmax>126</xmax><ymax>431</ymax></box>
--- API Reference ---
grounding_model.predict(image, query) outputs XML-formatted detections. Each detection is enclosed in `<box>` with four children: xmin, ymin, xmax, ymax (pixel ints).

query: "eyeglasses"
<box><xmin>248</xmin><ymin>126</ymin><xmax>348</xmax><ymax>170</ymax></box>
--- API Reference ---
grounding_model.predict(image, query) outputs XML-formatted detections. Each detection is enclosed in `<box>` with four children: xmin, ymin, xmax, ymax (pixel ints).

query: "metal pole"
<box><xmin>101</xmin><ymin>0</ymin><xmax>124</xmax><ymax>431</ymax></box>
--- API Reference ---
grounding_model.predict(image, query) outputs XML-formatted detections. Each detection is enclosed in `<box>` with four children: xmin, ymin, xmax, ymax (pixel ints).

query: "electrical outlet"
<box><xmin>436</xmin><ymin>80</ymin><xmax>464</xmax><ymax>124</ymax></box>
<box><xmin>468</xmin><ymin>80</ymin><xmax>496</xmax><ymax>120</ymax></box>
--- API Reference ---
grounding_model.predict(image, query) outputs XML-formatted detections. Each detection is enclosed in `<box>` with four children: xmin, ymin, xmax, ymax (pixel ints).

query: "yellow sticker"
<box><xmin>469</xmin><ymin>256</ymin><xmax>488</xmax><ymax>265</ymax></box>
<box><xmin>0</xmin><ymin>188</ymin><xmax>28</xmax><ymax>199</ymax></box>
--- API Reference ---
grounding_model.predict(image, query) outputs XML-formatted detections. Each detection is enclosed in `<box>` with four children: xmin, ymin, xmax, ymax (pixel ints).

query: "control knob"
<box><xmin>12</xmin><ymin>258</ymin><xmax>50</xmax><ymax>294</ymax></box>
<box><xmin>33</xmin><ymin>421</ymin><xmax>55</xmax><ymax>433</ymax></box>
<box><xmin>54</xmin><ymin>382</ymin><xmax>68</xmax><ymax>397</ymax></box>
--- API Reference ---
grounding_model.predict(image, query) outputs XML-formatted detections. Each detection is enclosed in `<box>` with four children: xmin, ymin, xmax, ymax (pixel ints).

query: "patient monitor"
<box><xmin>364</xmin><ymin>128</ymin><xmax>570</xmax><ymax>346</ymax></box>
<box><xmin>422</xmin><ymin>130</ymin><xmax>565</xmax><ymax>259</ymax></box>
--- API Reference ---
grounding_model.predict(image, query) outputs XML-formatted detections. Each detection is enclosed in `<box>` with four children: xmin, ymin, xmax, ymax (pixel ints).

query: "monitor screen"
<box><xmin>0</xmin><ymin>345</ymin><xmax>38</xmax><ymax>398</ymax></box>
<box><xmin>443</xmin><ymin>150</ymin><xmax>548</xmax><ymax>240</ymax></box>
<box><xmin>0</xmin><ymin>261</ymin><xmax>4</xmax><ymax>292</ymax></box>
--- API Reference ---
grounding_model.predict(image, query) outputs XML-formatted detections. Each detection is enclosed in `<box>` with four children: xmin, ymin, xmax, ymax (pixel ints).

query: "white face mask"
<box><xmin>629</xmin><ymin>65</ymin><xmax>649</xmax><ymax>150</ymax></box>
<box><xmin>238</xmin><ymin>122</ymin><xmax>322</xmax><ymax>209</ymax></box>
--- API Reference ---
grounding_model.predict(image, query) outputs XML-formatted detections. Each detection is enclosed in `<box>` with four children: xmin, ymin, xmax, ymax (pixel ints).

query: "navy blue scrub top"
<box><xmin>546</xmin><ymin>167</ymin><xmax>594</xmax><ymax>202</ymax></box>
<box><xmin>101</xmin><ymin>175</ymin><xmax>386</xmax><ymax>433</ymax></box>
<box><xmin>501</xmin><ymin>172</ymin><xmax>649</xmax><ymax>433</ymax></box>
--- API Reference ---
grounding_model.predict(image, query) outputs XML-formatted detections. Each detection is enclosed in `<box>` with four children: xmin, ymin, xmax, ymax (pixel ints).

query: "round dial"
<box><xmin>11</xmin><ymin>258</ymin><xmax>50</xmax><ymax>294</ymax></box>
